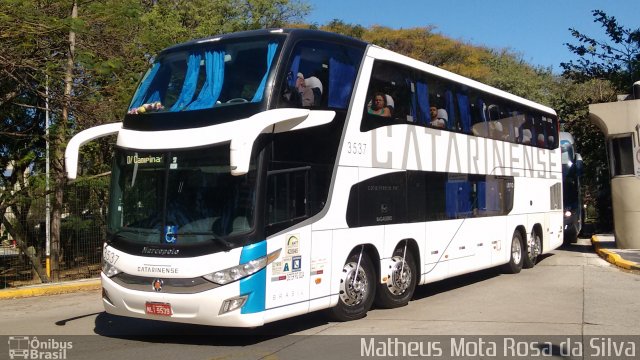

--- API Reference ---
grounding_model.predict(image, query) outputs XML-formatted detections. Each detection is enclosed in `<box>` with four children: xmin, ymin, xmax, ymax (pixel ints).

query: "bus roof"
<box><xmin>160</xmin><ymin>28</ymin><xmax>368</xmax><ymax>56</ymax></box>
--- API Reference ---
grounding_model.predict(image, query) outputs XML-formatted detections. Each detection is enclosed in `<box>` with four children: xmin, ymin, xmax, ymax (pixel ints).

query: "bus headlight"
<box><xmin>102</xmin><ymin>261</ymin><xmax>121</xmax><ymax>278</ymax></box>
<box><xmin>564</xmin><ymin>210</ymin><xmax>572</xmax><ymax>217</ymax></box>
<box><xmin>203</xmin><ymin>248</ymin><xmax>281</xmax><ymax>285</ymax></box>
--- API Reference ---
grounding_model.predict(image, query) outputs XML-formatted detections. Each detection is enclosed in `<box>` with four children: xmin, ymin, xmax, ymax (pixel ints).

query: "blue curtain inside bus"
<box><xmin>416</xmin><ymin>81</ymin><xmax>430</xmax><ymax>125</ymax></box>
<box><xmin>130</xmin><ymin>62</ymin><xmax>161</xmax><ymax>110</ymax></box>
<box><xmin>170</xmin><ymin>53</ymin><xmax>202</xmax><ymax>111</ymax></box>
<box><xmin>145</xmin><ymin>67</ymin><xmax>171</xmax><ymax>105</ymax></box>
<box><xmin>251</xmin><ymin>42</ymin><xmax>278</xmax><ymax>103</ymax></box>
<box><xmin>328</xmin><ymin>58</ymin><xmax>356</xmax><ymax>108</ymax></box>
<box><xmin>407</xmin><ymin>79</ymin><xmax>417</xmax><ymax>121</ymax></box>
<box><xmin>457</xmin><ymin>93</ymin><xmax>471</xmax><ymax>133</ymax></box>
<box><xmin>187</xmin><ymin>50</ymin><xmax>225</xmax><ymax>110</ymax></box>
<box><xmin>288</xmin><ymin>55</ymin><xmax>301</xmax><ymax>88</ymax></box>
<box><xmin>446</xmin><ymin>181</ymin><xmax>472</xmax><ymax>219</ymax></box>
<box><xmin>445</xmin><ymin>90</ymin><xmax>456</xmax><ymax>130</ymax></box>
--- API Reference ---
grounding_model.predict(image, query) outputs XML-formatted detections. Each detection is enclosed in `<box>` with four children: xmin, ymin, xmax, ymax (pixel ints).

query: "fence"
<box><xmin>0</xmin><ymin>180</ymin><xmax>108</xmax><ymax>289</ymax></box>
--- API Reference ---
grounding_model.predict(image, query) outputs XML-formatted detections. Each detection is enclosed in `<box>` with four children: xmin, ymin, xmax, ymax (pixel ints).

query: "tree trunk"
<box><xmin>51</xmin><ymin>0</ymin><xmax>78</xmax><ymax>281</ymax></box>
<box><xmin>1</xmin><ymin>215</ymin><xmax>49</xmax><ymax>283</ymax></box>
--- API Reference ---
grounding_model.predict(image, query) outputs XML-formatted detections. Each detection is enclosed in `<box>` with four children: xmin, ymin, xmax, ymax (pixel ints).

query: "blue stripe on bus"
<box><xmin>239</xmin><ymin>240</ymin><xmax>267</xmax><ymax>314</ymax></box>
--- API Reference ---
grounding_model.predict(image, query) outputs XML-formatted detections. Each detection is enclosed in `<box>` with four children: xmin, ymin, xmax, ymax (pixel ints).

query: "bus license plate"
<box><xmin>145</xmin><ymin>302</ymin><xmax>172</xmax><ymax>316</ymax></box>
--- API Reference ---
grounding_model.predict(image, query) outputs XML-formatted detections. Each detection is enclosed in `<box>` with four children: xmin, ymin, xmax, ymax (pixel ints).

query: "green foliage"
<box><xmin>1</xmin><ymin>0</ymin><xmax>310</xmax><ymax>281</ymax></box>
<box><xmin>562</xmin><ymin>9</ymin><xmax>640</xmax><ymax>92</ymax></box>
<box><xmin>320</xmin><ymin>19</ymin><xmax>366</xmax><ymax>39</ymax></box>
<box><xmin>2</xmin><ymin>2</ymin><xmax>631</xmax><ymax>254</ymax></box>
<box><xmin>551</xmin><ymin>79</ymin><xmax>617</xmax><ymax>230</ymax></box>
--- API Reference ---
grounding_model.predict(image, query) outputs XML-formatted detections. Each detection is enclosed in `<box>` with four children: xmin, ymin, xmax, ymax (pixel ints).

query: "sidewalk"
<box><xmin>0</xmin><ymin>278</ymin><xmax>101</xmax><ymax>300</ymax></box>
<box><xmin>591</xmin><ymin>234</ymin><xmax>640</xmax><ymax>271</ymax></box>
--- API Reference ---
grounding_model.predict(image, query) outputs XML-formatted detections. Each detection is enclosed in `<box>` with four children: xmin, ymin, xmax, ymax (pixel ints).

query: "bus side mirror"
<box><xmin>576</xmin><ymin>153</ymin><xmax>584</xmax><ymax>177</ymax></box>
<box><xmin>229</xmin><ymin>109</ymin><xmax>335</xmax><ymax>176</ymax></box>
<box><xmin>65</xmin><ymin>122</ymin><xmax>122</xmax><ymax>180</ymax></box>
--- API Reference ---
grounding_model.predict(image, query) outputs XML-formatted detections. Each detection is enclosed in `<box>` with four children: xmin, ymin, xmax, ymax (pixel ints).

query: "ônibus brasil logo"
<box><xmin>8</xmin><ymin>336</ymin><xmax>73</xmax><ymax>359</ymax></box>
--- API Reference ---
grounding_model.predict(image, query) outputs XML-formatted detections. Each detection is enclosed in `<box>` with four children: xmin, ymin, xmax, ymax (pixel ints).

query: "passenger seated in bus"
<box><xmin>537</xmin><ymin>134</ymin><xmax>546</xmax><ymax>147</ymax></box>
<box><xmin>367</xmin><ymin>92</ymin><xmax>391</xmax><ymax>117</ymax></box>
<box><xmin>521</xmin><ymin>128</ymin><xmax>532</xmax><ymax>145</ymax></box>
<box><xmin>304</xmin><ymin>75</ymin><xmax>323</xmax><ymax>106</ymax></box>
<box><xmin>490</xmin><ymin>121</ymin><xmax>509</xmax><ymax>140</ymax></box>
<box><xmin>429</xmin><ymin>106</ymin><xmax>447</xmax><ymax>128</ymax></box>
<box><xmin>295</xmin><ymin>72</ymin><xmax>315</xmax><ymax>107</ymax></box>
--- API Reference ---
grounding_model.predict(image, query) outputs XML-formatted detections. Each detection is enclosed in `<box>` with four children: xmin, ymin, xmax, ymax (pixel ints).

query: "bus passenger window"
<box><xmin>361</xmin><ymin>61</ymin><xmax>414</xmax><ymax>131</ymax></box>
<box><xmin>543</xmin><ymin>116</ymin><xmax>558</xmax><ymax>149</ymax></box>
<box><xmin>471</xmin><ymin>99</ymin><xmax>488</xmax><ymax>137</ymax></box>
<box><xmin>278</xmin><ymin>40</ymin><xmax>363</xmax><ymax>110</ymax></box>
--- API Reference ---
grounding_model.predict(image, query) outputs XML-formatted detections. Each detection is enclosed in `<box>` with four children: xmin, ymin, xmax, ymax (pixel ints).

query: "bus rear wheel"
<box><xmin>328</xmin><ymin>251</ymin><xmax>376</xmax><ymax>321</ymax></box>
<box><xmin>374</xmin><ymin>248</ymin><xmax>417</xmax><ymax>309</ymax></box>
<box><xmin>523</xmin><ymin>232</ymin><xmax>542</xmax><ymax>269</ymax></box>
<box><xmin>502</xmin><ymin>231</ymin><xmax>524</xmax><ymax>274</ymax></box>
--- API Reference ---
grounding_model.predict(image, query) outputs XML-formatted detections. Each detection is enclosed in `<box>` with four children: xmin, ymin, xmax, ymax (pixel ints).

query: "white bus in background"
<box><xmin>66</xmin><ymin>28</ymin><xmax>563</xmax><ymax>327</ymax></box>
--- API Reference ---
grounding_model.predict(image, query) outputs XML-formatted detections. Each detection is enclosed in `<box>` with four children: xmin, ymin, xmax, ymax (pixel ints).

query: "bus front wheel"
<box><xmin>374</xmin><ymin>248</ymin><xmax>417</xmax><ymax>308</ymax></box>
<box><xmin>328</xmin><ymin>252</ymin><xmax>376</xmax><ymax>321</ymax></box>
<box><xmin>502</xmin><ymin>231</ymin><xmax>524</xmax><ymax>274</ymax></box>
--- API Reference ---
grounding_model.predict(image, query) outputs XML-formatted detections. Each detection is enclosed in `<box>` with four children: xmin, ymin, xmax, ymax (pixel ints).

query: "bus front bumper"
<box><xmin>100</xmin><ymin>273</ymin><xmax>265</xmax><ymax>328</ymax></box>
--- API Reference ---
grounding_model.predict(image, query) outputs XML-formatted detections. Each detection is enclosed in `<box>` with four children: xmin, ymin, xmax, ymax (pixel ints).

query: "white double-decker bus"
<box><xmin>66</xmin><ymin>29</ymin><xmax>563</xmax><ymax>327</ymax></box>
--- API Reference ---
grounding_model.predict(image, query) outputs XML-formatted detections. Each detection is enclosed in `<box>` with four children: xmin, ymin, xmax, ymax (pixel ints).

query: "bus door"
<box><xmin>264</xmin><ymin>167</ymin><xmax>312</xmax><ymax>311</ymax></box>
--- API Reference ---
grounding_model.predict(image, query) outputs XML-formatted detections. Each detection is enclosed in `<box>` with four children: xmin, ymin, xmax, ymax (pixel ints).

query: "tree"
<box><xmin>320</xmin><ymin>19</ymin><xmax>365</xmax><ymax>39</ymax></box>
<box><xmin>561</xmin><ymin>9</ymin><xmax>640</xmax><ymax>92</ymax></box>
<box><xmin>1</xmin><ymin>0</ymin><xmax>311</xmax><ymax>283</ymax></box>
<box><xmin>559</xmin><ymin>10</ymin><xmax>640</xmax><ymax>231</ymax></box>
<box><xmin>550</xmin><ymin>78</ymin><xmax>617</xmax><ymax>231</ymax></box>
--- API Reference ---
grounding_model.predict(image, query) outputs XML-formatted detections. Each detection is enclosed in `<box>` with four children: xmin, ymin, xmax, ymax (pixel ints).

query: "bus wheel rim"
<box><xmin>339</xmin><ymin>262</ymin><xmax>368</xmax><ymax>306</ymax></box>
<box><xmin>388</xmin><ymin>256</ymin><xmax>411</xmax><ymax>295</ymax></box>
<box><xmin>512</xmin><ymin>237</ymin><xmax>522</xmax><ymax>264</ymax></box>
<box><xmin>529</xmin><ymin>235</ymin><xmax>541</xmax><ymax>261</ymax></box>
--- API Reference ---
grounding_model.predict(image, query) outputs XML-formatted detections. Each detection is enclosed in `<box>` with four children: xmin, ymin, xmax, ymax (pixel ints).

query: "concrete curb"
<box><xmin>591</xmin><ymin>235</ymin><xmax>640</xmax><ymax>271</ymax></box>
<box><xmin>0</xmin><ymin>278</ymin><xmax>101</xmax><ymax>300</ymax></box>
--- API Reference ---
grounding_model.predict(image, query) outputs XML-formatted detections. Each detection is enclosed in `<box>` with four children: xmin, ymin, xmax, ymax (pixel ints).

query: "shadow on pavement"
<box><xmin>93</xmin><ymin>309</ymin><xmax>330</xmax><ymax>345</ymax></box>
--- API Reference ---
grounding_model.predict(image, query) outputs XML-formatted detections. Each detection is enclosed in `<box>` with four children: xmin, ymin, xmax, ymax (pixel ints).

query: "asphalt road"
<box><xmin>1</xmin><ymin>239</ymin><xmax>639</xmax><ymax>360</ymax></box>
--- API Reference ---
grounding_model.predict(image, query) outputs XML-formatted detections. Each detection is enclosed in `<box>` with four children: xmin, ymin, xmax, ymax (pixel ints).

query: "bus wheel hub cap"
<box><xmin>339</xmin><ymin>262</ymin><xmax>368</xmax><ymax>306</ymax></box>
<box><xmin>388</xmin><ymin>256</ymin><xmax>411</xmax><ymax>295</ymax></box>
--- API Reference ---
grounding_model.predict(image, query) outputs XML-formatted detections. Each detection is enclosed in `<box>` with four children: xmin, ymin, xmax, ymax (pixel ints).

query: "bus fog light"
<box><xmin>219</xmin><ymin>295</ymin><xmax>248</xmax><ymax>315</ymax></box>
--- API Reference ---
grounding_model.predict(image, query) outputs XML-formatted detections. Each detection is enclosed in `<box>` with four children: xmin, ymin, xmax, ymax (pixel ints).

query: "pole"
<box><xmin>45</xmin><ymin>74</ymin><xmax>51</xmax><ymax>278</ymax></box>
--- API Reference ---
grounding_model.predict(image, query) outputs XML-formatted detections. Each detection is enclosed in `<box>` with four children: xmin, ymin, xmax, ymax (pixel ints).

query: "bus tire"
<box><xmin>374</xmin><ymin>248</ymin><xmax>417</xmax><ymax>309</ymax></box>
<box><xmin>563</xmin><ymin>227</ymin><xmax>578</xmax><ymax>245</ymax></box>
<box><xmin>523</xmin><ymin>231</ymin><xmax>541</xmax><ymax>269</ymax></box>
<box><xmin>328</xmin><ymin>252</ymin><xmax>376</xmax><ymax>321</ymax></box>
<box><xmin>501</xmin><ymin>231</ymin><xmax>524</xmax><ymax>274</ymax></box>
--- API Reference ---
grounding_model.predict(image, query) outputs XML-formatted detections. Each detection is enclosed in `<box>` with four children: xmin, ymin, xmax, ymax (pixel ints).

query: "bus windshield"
<box><xmin>127</xmin><ymin>37</ymin><xmax>281</xmax><ymax>114</ymax></box>
<box><xmin>108</xmin><ymin>146</ymin><xmax>257</xmax><ymax>247</ymax></box>
<box><xmin>561</xmin><ymin>140</ymin><xmax>575</xmax><ymax>167</ymax></box>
